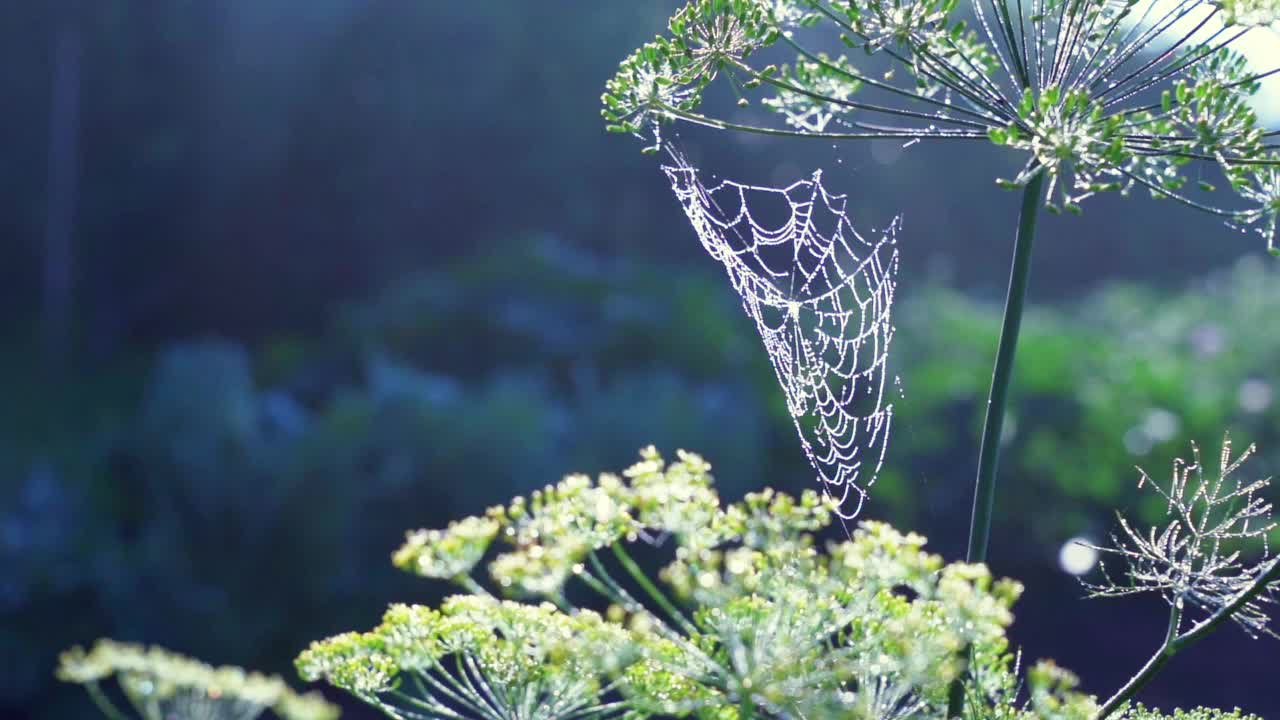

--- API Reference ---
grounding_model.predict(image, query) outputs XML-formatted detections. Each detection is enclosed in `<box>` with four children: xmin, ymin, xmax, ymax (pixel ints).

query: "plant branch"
<box><xmin>1118</xmin><ymin>66</ymin><xmax>1280</xmax><ymax>117</ymax></box>
<box><xmin>611</xmin><ymin>543</ymin><xmax>699</xmax><ymax>635</ymax></box>
<box><xmin>1119</xmin><ymin>168</ymin><xmax>1246</xmax><ymax>219</ymax></box>
<box><xmin>805</xmin><ymin>0</ymin><xmax>1020</xmax><ymax>110</ymax></box>
<box><xmin>85</xmin><ymin>682</ymin><xmax>130</xmax><ymax>720</ymax></box>
<box><xmin>454</xmin><ymin>574</ymin><xmax>493</xmax><ymax>598</ymax></box>
<box><xmin>584</xmin><ymin>552</ymin><xmax>649</xmax><ymax>614</ymax></box>
<box><xmin>659</xmin><ymin>105</ymin><xmax>989</xmax><ymax>141</ymax></box>
<box><xmin>1174</xmin><ymin>556</ymin><xmax>1280</xmax><ymax>649</ymax></box>
<box><xmin>1096</xmin><ymin>557</ymin><xmax>1280</xmax><ymax>719</ymax></box>
<box><xmin>1085</xmin><ymin>0</ymin><xmax>1201</xmax><ymax>92</ymax></box>
<box><xmin>1092</xmin><ymin>602</ymin><xmax>1182</xmax><ymax>720</ymax></box>
<box><xmin>1095</xmin><ymin>9</ymin><xmax>1222</xmax><ymax>103</ymax></box>
<box><xmin>1102</xmin><ymin>27</ymin><xmax>1242</xmax><ymax>110</ymax></box>
<box><xmin>778</xmin><ymin>34</ymin><xmax>1010</xmax><ymax>124</ymax></box>
<box><xmin>416</xmin><ymin>666</ymin><xmax>494</xmax><ymax>719</ymax></box>
<box><xmin>731</xmin><ymin>59</ymin><xmax>996</xmax><ymax>129</ymax></box>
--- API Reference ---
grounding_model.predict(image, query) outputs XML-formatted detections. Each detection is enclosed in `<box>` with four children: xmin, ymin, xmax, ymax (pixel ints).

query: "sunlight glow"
<box><xmin>1236</xmin><ymin>28</ymin><xmax>1280</xmax><ymax>125</ymax></box>
<box><xmin>1147</xmin><ymin>3</ymin><xmax>1280</xmax><ymax>125</ymax></box>
<box><xmin>1059</xmin><ymin>537</ymin><xmax>1100</xmax><ymax>576</ymax></box>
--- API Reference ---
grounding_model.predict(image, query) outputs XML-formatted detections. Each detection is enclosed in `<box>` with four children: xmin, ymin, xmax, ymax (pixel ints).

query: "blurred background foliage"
<box><xmin>1</xmin><ymin>1</ymin><xmax>1278</xmax><ymax>718</ymax></box>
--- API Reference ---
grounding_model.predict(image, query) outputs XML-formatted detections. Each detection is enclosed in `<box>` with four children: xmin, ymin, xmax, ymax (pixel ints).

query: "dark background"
<box><xmin>3</xmin><ymin>1</ymin><xmax>1279</xmax><ymax>718</ymax></box>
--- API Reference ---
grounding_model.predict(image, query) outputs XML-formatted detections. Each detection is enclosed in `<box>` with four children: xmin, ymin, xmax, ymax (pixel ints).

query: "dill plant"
<box><xmin>57</xmin><ymin>639</ymin><xmax>338</xmax><ymax>720</ymax></box>
<box><xmin>295</xmin><ymin>446</ymin><xmax>1273</xmax><ymax>720</ymax></box>
<box><xmin>1085</xmin><ymin>436</ymin><xmax>1280</xmax><ymax>717</ymax></box>
<box><xmin>599</xmin><ymin>0</ymin><xmax>1280</xmax><ymax>568</ymax></box>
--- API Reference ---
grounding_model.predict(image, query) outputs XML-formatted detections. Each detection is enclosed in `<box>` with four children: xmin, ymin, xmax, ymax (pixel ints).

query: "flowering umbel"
<box><xmin>299</xmin><ymin>446</ymin><xmax>1272</xmax><ymax>720</ymax></box>
<box><xmin>296</xmin><ymin>598</ymin><xmax>635</xmax><ymax>720</ymax></box>
<box><xmin>58</xmin><ymin>639</ymin><xmax>338</xmax><ymax>720</ymax></box>
<box><xmin>603</xmin><ymin>0</ymin><xmax>1280</xmax><ymax>251</ymax></box>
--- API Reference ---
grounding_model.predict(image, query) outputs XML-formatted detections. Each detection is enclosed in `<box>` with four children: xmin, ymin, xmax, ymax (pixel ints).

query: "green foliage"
<box><xmin>884</xmin><ymin>256</ymin><xmax>1280</xmax><ymax>545</ymax></box>
<box><xmin>11</xmin><ymin>240</ymin><xmax>1279</xmax><ymax>712</ymax></box>
<box><xmin>300</xmin><ymin>448</ymin><xmax>1264</xmax><ymax>720</ymax></box>
<box><xmin>0</xmin><ymin>236</ymin><xmax>783</xmax><ymax>710</ymax></box>
<box><xmin>14</xmin><ymin>239</ymin><xmax>1280</xmax><ymax>713</ymax></box>
<box><xmin>58</xmin><ymin>639</ymin><xmax>338</xmax><ymax>720</ymax></box>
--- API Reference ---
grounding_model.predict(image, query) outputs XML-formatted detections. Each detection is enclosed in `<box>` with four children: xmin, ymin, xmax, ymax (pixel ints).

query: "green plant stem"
<box><xmin>1095</xmin><ymin>556</ymin><xmax>1280</xmax><ymax>719</ymax></box>
<box><xmin>946</xmin><ymin>670</ymin><xmax>967</xmax><ymax>720</ymax></box>
<box><xmin>611</xmin><ymin>543</ymin><xmax>698</xmax><ymax>635</ymax></box>
<box><xmin>584</xmin><ymin>551</ymin><xmax>726</xmax><ymax>684</ymax></box>
<box><xmin>85</xmin><ymin>681</ymin><xmax>129</xmax><ymax>717</ymax></box>
<box><xmin>585</xmin><ymin>552</ymin><xmax>647</xmax><ymax>615</ymax></box>
<box><xmin>966</xmin><ymin>168</ymin><xmax>1046</xmax><ymax>565</ymax></box>
<box><xmin>947</xmin><ymin>168</ymin><xmax>1045</xmax><ymax>720</ymax></box>
<box><xmin>454</xmin><ymin>574</ymin><xmax>493</xmax><ymax>598</ymax></box>
<box><xmin>85</xmin><ymin>682</ymin><xmax>130</xmax><ymax>720</ymax></box>
<box><xmin>584</xmin><ymin>551</ymin><xmax>687</xmax><ymax>640</ymax></box>
<box><xmin>391</xmin><ymin>687</ymin><xmax>467</xmax><ymax>720</ymax></box>
<box><xmin>416</xmin><ymin>666</ymin><xmax>492</xmax><ymax>719</ymax></box>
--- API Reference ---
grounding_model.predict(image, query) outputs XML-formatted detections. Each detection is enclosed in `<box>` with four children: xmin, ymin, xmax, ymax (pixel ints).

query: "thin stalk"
<box><xmin>1119</xmin><ymin>168</ymin><xmax>1243</xmax><ymax>218</ymax></box>
<box><xmin>1096</xmin><ymin>10</ymin><xmax>1223</xmax><ymax>103</ymax></box>
<box><xmin>585</xmin><ymin>550</ymin><xmax>727</xmax><ymax>685</ymax></box>
<box><xmin>562</xmin><ymin>701</ymin><xmax>628</xmax><ymax>720</ymax></box>
<box><xmin>461</xmin><ymin>655</ymin><xmax>510</xmax><ymax>720</ymax></box>
<box><xmin>374</xmin><ymin>700</ymin><xmax>413</xmax><ymax>720</ymax></box>
<box><xmin>947</xmin><ymin>167</ymin><xmax>1047</xmax><ymax>720</ymax></box>
<box><xmin>85</xmin><ymin>683</ymin><xmax>130</xmax><ymax>720</ymax></box>
<box><xmin>417</xmin><ymin>666</ymin><xmax>494</xmax><ymax>719</ymax></box>
<box><xmin>611</xmin><ymin>543</ymin><xmax>699</xmax><ymax>635</ymax></box>
<box><xmin>732</xmin><ymin>59</ymin><xmax>996</xmax><ymax>129</ymax></box>
<box><xmin>1101</xmin><ymin>26</ymin><xmax>1240</xmax><ymax>109</ymax></box>
<box><xmin>779</xmin><ymin>34</ymin><xmax>1010</xmax><ymax>124</ymax></box>
<box><xmin>966</xmin><ymin>168</ymin><xmax>1046</xmax><ymax>564</ymax></box>
<box><xmin>660</xmin><ymin>105</ymin><xmax>989</xmax><ymax>140</ymax></box>
<box><xmin>454</xmin><ymin>574</ymin><xmax>493</xmax><ymax>598</ymax></box>
<box><xmin>390</xmin><ymin>688</ymin><xmax>467</xmax><ymax>720</ymax></box>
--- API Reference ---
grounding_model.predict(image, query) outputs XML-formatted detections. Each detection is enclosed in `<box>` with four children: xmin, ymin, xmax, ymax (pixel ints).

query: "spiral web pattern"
<box><xmin>663</xmin><ymin>153</ymin><xmax>899</xmax><ymax>518</ymax></box>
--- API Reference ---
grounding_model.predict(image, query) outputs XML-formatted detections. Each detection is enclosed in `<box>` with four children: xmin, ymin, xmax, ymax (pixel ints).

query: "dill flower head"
<box><xmin>296</xmin><ymin>596</ymin><xmax>636</xmax><ymax>720</ymax></box>
<box><xmin>333</xmin><ymin>446</ymin><xmax>1271</xmax><ymax>720</ymax></box>
<box><xmin>392</xmin><ymin>515</ymin><xmax>500</xmax><ymax>580</ymax></box>
<box><xmin>486</xmin><ymin>470</ymin><xmax>638</xmax><ymax>597</ymax></box>
<box><xmin>58</xmin><ymin>639</ymin><xmax>338</xmax><ymax>720</ymax></box>
<box><xmin>391</xmin><ymin>446</ymin><xmax>726</xmax><ymax>599</ymax></box>
<box><xmin>624</xmin><ymin>446</ymin><xmax>724</xmax><ymax>546</ymax></box>
<box><xmin>604</xmin><ymin>0</ymin><xmax>1280</xmax><ymax>251</ymax></box>
<box><xmin>642</xmin><ymin>510</ymin><xmax>1030</xmax><ymax>718</ymax></box>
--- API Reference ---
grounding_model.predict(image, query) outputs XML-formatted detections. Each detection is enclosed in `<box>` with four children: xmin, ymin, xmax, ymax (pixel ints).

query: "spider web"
<box><xmin>663</xmin><ymin>151</ymin><xmax>899</xmax><ymax>519</ymax></box>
